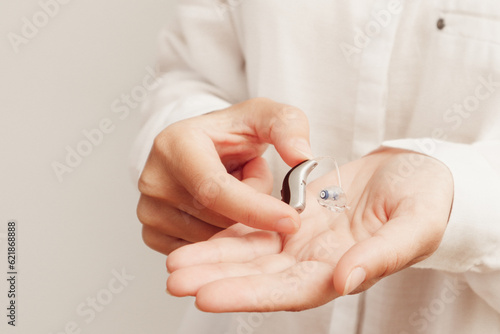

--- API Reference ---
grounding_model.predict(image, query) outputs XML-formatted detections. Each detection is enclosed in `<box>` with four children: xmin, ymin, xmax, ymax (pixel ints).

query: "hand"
<box><xmin>166</xmin><ymin>148</ymin><xmax>454</xmax><ymax>312</ymax></box>
<box><xmin>137</xmin><ymin>98</ymin><xmax>313</xmax><ymax>255</ymax></box>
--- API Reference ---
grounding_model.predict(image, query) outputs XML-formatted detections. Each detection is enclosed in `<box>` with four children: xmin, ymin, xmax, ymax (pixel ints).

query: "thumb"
<box><xmin>333</xmin><ymin>216</ymin><xmax>441</xmax><ymax>296</ymax></box>
<box><xmin>236</xmin><ymin>98</ymin><xmax>314</xmax><ymax>166</ymax></box>
<box><xmin>172</xmin><ymin>132</ymin><xmax>302</xmax><ymax>234</ymax></box>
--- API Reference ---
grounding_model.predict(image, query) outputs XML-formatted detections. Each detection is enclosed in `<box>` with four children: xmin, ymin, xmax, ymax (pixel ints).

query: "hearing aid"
<box><xmin>281</xmin><ymin>157</ymin><xmax>349</xmax><ymax>213</ymax></box>
<box><xmin>281</xmin><ymin>159</ymin><xmax>319</xmax><ymax>213</ymax></box>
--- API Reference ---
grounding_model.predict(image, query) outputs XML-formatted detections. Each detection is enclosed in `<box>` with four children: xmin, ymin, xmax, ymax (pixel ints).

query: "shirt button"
<box><xmin>437</xmin><ymin>18</ymin><xmax>445</xmax><ymax>30</ymax></box>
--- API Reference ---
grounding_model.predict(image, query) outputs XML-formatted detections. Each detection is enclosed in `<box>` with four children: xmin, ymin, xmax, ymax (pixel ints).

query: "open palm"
<box><xmin>166</xmin><ymin>148</ymin><xmax>454</xmax><ymax>312</ymax></box>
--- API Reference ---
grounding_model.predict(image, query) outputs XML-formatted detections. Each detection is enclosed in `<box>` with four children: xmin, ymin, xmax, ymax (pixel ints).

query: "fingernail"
<box><xmin>276</xmin><ymin>217</ymin><xmax>299</xmax><ymax>234</ymax></box>
<box><xmin>343</xmin><ymin>267</ymin><xmax>366</xmax><ymax>296</ymax></box>
<box><xmin>292</xmin><ymin>139</ymin><xmax>313</xmax><ymax>159</ymax></box>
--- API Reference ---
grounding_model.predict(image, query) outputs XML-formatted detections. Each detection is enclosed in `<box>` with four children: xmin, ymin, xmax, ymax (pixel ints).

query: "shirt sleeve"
<box><xmin>465</xmin><ymin>270</ymin><xmax>500</xmax><ymax>314</ymax></box>
<box><xmin>129</xmin><ymin>0</ymin><xmax>247</xmax><ymax>181</ymax></box>
<box><xmin>381</xmin><ymin>138</ymin><xmax>500</xmax><ymax>274</ymax></box>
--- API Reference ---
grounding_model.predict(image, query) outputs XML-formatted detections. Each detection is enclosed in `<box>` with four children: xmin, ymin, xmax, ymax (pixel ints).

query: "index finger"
<box><xmin>171</xmin><ymin>134</ymin><xmax>301</xmax><ymax>234</ymax></box>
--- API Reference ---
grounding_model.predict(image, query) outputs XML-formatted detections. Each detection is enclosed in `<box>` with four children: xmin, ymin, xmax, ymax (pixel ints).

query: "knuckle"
<box><xmin>151</xmin><ymin>131</ymin><xmax>171</xmax><ymax>155</ymax></box>
<box><xmin>137</xmin><ymin>145</ymin><xmax>175</xmax><ymax>198</ymax></box>
<box><xmin>141</xmin><ymin>225</ymin><xmax>156</xmax><ymax>247</ymax></box>
<box><xmin>152</xmin><ymin>122</ymin><xmax>188</xmax><ymax>154</ymax></box>
<box><xmin>136</xmin><ymin>196</ymin><xmax>154</xmax><ymax>225</ymax></box>
<box><xmin>138</xmin><ymin>145</ymin><xmax>171</xmax><ymax>197</ymax></box>
<box><xmin>137</xmin><ymin>172</ymin><xmax>156</xmax><ymax>196</ymax></box>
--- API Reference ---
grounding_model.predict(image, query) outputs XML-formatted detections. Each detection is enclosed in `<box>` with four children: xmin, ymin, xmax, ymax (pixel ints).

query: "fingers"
<box><xmin>332</xmin><ymin>151</ymin><xmax>455</xmax><ymax>296</ymax></box>
<box><xmin>168</xmin><ymin>263</ymin><xmax>264</xmax><ymax>297</ymax></box>
<box><xmin>167</xmin><ymin>254</ymin><xmax>296</xmax><ymax>296</ymax></box>
<box><xmin>137</xmin><ymin>195</ymin><xmax>225</xmax><ymax>241</ymax></box>
<box><xmin>138</xmin><ymin>156</ymin><xmax>271</xmax><ymax>233</ymax></box>
<box><xmin>171</xmin><ymin>136</ymin><xmax>301</xmax><ymax>233</ymax></box>
<box><xmin>137</xmin><ymin>194</ymin><xmax>228</xmax><ymax>255</ymax></box>
<box><xmin>142</xmin><ymin>225</ymin><xmax>190</xmax><ymax>255</ymax></box>
<box><xmin>138</xmin><ymin>141</ymin><xmax>236</xmax><ymax>229</ymax></box>
<box><xmin>148</xmin><ymin>122</ymin><xmax>302</xmax><ymax>234</ymax></box>
<box><xmin>194</xmin><ymin>262</ymin><xmax>338</xmax><ymax>312</ymax></box>
<box><xmin>139</xmin><ymin>97</ymin><xmax>313</xmax><ymax>242</ymax></box>
<box><xmin>166</xmin><ymin>230</ymin><xmax>282</xmax><ymax>272</ymax></box>
<box><xmin>333</xmin><ymin>215</ymin><xmax>444</xmax><ymax>296</ymax></box>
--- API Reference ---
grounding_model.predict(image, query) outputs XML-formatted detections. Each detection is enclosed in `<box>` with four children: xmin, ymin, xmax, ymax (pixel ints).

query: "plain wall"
<box><xmin>0</xmin><ymin>1</ymin><xmax>194</xmax><ymax>333</ymax></box>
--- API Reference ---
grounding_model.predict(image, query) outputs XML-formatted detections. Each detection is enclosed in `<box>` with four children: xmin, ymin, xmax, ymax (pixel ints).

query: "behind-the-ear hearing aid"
<box><xmin>281</xmin><ymin>159</ymin><xmax>319</xmax><ymax>213</ymax></box>
<box><xmin>281</xmin><ymin>157</ymin><xmax>348</xmax><ymax>213</ymax></box>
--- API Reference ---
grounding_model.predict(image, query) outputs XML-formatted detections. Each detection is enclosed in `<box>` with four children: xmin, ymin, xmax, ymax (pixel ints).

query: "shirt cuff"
<box><xmin>381</xmin><ymin>138</ymin><xmax>500</xmax><ymax>273</ymax></box>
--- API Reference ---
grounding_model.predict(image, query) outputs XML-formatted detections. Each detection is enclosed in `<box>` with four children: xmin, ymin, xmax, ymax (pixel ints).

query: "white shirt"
<box><xmin>131</xmin><ymin>0</ymin><xmax>500</xmax><ymax>333</ymax></box>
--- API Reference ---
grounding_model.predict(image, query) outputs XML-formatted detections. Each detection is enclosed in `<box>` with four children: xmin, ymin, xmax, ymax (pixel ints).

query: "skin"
<box><xmin>137</xmin><ymin>98</ymin><xmax>454</xmax><ymax>312</ymax></box>
<box><xmin>137</xmin><ymin>98</ymin><xmax>314</xmax><ymax>254</ymax></box>
<box><xmin>165</xmin><ymin>148</ymin><xmax>454</xmax><ymax>312</ymax></box>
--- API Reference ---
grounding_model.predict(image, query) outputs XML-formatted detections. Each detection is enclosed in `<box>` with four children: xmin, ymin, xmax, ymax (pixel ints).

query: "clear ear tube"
<box><xmin>314</xmin><ymin>156</ymin><xmax>349</xmax><ymax>213</ymax></box>
<box><xmin>318</xmin><ymin>185</ymin><xmax>349</xmax><ymax>213</ymax></box>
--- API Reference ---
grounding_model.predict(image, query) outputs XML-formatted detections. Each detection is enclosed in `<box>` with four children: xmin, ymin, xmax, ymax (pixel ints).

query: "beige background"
<box><xmin>0</xmin><ymin>0</ymin><xmax>193</xmax><ymax>333</ymax></box>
